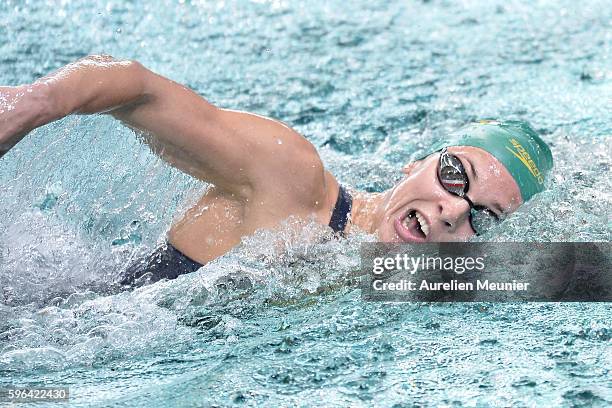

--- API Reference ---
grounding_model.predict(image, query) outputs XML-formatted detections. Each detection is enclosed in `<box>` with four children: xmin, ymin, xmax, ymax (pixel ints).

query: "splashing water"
<box><xmin>0</xmin><ymin>0</ymin><xmax>610</xmax><ymax>406</ymax></box>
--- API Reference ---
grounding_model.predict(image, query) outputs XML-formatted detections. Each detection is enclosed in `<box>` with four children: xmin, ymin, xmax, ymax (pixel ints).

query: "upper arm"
<box><xmin>111</xmin><ymin>64</ymin><xmax>324</xmax><ymax>200</ymax></box>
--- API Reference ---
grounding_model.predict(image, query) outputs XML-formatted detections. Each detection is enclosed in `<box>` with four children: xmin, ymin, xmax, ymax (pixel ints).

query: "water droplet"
<box><xmin>277</xmin><ymin>139</ymin><xmax>283</xmax><ymax>145</ymax></box>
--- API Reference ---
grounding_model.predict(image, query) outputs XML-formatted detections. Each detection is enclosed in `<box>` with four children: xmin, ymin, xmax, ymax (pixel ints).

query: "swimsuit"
<box><xmin>118</xmin><ymin>185</ymin><xmax>353</xmax><ymax>287</ymax></box>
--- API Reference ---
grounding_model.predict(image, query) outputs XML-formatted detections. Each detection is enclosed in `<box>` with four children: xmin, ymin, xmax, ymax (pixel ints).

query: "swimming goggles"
<box><xmin>437</xmin><ymin>148</ymin><xmax>500</xmax><ymax>235</ymax></box>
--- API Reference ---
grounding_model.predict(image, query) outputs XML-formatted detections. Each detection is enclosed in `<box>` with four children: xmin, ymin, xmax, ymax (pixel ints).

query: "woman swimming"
<box><xmin>0</xmin><ymin>55</ymin><xmax>553</xmax><ymax>286</ymax></box>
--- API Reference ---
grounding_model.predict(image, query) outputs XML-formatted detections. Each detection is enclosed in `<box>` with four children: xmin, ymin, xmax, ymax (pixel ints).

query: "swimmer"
<box><xmin>0</xmin><ymin>55</ymin><xmax>553</xmax><ymax>286</ymax></box>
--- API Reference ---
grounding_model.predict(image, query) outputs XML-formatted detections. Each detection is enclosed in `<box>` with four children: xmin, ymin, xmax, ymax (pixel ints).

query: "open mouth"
<box><xmin>393</xmin><ymin>210</ymin><xmax>430</xmax><ymax>242</ymax></box>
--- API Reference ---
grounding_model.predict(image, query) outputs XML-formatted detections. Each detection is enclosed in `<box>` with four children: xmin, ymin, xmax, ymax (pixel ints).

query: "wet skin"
<box><xmin>0</xmin><ymin>55</ymin><xmax>524</xmax><ymax>266</ymax></box>
<box><xmin>168</xmin><ymin>146</ymin><xmax>523</xmax><ymax>263</ymax></box>
<box><xmin>350</xmin><ymin>146</ymin><xmax>523</xmax><ymax>244</ymax></box>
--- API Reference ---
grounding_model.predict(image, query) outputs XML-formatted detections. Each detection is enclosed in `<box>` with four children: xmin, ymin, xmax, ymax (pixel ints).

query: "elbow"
<box><xmin>75</xmin><ymin>55</ymin><xmax>150</xmax><ymax>115</ymax></box>
<box><xmin>81</xmin><ymin>54</ymin><xmax>149</xmax><ymax>86</ymax></box>
<box><xmin>79</xmin><ymin>54</ymin><xmax>144</xmax><ymax>72</ymax></box>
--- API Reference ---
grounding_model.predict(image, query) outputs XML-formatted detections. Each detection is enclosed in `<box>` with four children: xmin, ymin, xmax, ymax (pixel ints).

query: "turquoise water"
<box><xmin>1</xmin><ymin>0</ymin><xmax>611</xmax><ymax>406</ymax></box>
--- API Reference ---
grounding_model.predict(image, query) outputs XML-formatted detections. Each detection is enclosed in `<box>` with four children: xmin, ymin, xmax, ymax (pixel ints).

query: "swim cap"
<box><xmin>430</xmin><ymin>120</ymin><xmax>553</xmax><ymax>202</ymax></box>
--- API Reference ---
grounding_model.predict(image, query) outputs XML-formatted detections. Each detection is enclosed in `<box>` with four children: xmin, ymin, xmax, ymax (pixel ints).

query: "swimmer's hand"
<box><xmin>0</xmin><ymin>84</ymin><xmax>52</xmax><ymax>158</ymax></box>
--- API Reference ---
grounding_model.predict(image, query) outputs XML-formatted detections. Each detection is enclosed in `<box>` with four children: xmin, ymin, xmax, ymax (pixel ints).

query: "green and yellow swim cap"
<box><xmin>433</xmin><ymin>120</ymin><xmax>553</xmax><ymax>202</ymax></box>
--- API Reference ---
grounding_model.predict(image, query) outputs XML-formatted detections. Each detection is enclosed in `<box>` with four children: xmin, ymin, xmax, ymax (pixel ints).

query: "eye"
<box><xmin>440</xmin><ymin>168</ymin><xmax>467</xmax><ymax>194</ymax></box>
<box><xmin>438</xmin><ymin>154</ymin><xmax>469</xmax><ymax>196</ymax></box>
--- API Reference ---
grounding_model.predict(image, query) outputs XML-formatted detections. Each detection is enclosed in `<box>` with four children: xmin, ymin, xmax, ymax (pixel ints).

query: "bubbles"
<box><xmin>472</xmin><ymin>131</ymin><xmax>611</xmax><ymax>242</ymax></box>
<box><xmin>0</xmin><ymin>0</ymin><xmax>610</xmax><ymax>405</ymax></box>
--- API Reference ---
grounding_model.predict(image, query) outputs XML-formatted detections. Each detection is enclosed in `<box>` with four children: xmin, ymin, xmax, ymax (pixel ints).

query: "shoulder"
<box><xmin>257</xmin><ymin>131</ymin><xmax>329</xmax><ymax>206</ymax></box>
<box><xmin>221</xmin><ymin>111</ymin><xmax>328</xmax><ymax>204</ymax></box>
<box><xmin>209</xmin><ymin>109</ymin><xmax>331</xmax><ymax>211</ymax></box>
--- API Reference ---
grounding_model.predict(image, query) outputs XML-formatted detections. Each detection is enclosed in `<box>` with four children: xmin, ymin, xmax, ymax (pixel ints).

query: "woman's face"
<box><xmin>375</xmin><ymin>146</ymin><xmax>523</xmax><ymax>243</ymax></box>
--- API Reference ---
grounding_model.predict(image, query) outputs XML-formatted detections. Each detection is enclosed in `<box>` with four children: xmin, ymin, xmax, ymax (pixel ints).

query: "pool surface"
<box><xmin>0</xmin><ymin>0</ymin><xmax>610</xmax><ymax>406</ymax></box>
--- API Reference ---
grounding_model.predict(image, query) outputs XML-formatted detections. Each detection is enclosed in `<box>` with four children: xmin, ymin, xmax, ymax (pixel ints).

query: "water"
<box><xmin>1</xmin><ymin>0</ymin><xmax>610</xmax><ymax>406</ymax></box>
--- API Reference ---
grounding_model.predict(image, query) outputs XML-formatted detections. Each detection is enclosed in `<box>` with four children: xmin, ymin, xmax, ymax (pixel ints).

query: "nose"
<box><xmin>438</xmin><ymin>195</ymin><xmax>471</xmax><ymax>231</ymax></box>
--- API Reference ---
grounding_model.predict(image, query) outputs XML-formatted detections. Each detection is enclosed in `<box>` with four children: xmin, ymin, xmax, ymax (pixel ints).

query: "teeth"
<box><xmin>415</xmin><ymin>211</ymin><xmax>430</xmax><ymax>237</ymax></box>
<box><xmin>402</xmin><ymin>217</ymin><xmax>411</xmax><ymax>228</ymax></box>
<box><xmin>401</xmin><ymin>211</ymin><xmax>430</xmax><ymax>238</ymax></box>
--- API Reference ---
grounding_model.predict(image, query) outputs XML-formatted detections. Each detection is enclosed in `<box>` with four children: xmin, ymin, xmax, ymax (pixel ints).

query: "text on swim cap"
<box><xmin>505</xmin><ymin>138</ymin><xmax>544</xmax><ymax>184</ymax></box>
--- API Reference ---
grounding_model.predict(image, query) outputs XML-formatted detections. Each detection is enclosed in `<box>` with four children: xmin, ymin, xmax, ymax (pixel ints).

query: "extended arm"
<box><xmin>0</xmin><ymin>55</ymin><xmax>321</xmax><ymax>199</ymax></box>
<box><xmin>0</xmin><ymin>55</ymin><xmax>148</xmax><ymax>158</ymax></box>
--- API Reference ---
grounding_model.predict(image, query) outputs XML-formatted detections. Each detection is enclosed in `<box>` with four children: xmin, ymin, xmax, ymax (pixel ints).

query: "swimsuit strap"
<box><xmin>328</xmin><ymin>185</ymin><xmax>353</xmax><ymax>234</ymax></box>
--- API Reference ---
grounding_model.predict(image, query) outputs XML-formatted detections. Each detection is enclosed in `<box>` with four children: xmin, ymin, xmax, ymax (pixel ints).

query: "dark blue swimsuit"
<box><xmin>119</xmin><ymin>186</ymin><xmax>352</xmax><ymax>287</ymax></box>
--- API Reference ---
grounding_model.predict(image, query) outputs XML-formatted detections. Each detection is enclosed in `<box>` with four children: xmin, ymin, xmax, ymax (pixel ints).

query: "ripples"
<box><xmin>1</xmin><ymin>0</ymin><xmax>611</xmax><ymax>406</ymax></box>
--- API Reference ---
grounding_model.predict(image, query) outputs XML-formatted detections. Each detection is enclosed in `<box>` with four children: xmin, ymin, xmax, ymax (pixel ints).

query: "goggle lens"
<box><xmin>437</xmin><ymin>148</ymin><xmax>500</xmax><ymax>235</ymax></box>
